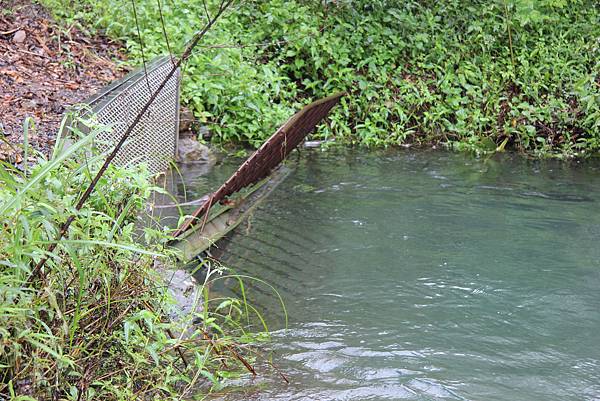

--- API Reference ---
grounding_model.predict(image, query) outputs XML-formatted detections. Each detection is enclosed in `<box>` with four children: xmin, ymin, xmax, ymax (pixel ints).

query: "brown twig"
<box><xmin>0</xmin><ymin>27</ymin><xmax>22</xmax><ymax>36</ymax></box>
<box><xmin>225</xmin><ymin>344</ymin><xmax>256</xmax><ymax>376</ymax></box>
<box><xmin>15</xmin><ymin>49</ymin><xmax>51</xmax><ymax>59</ymax></box>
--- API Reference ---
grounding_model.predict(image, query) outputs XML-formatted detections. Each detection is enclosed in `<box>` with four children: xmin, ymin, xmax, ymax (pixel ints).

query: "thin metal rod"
<box><xmin>156</xmin><ymin>0</ymin><xmax>174</xmax><ymax>66</ymax></box>
<box><xmin>131</xmin><ymin>0</ymin><xmax>152</xmax><ymax>93</ymax></box>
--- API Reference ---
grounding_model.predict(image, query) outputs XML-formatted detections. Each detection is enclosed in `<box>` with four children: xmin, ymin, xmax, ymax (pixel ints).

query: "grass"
<box><xmin>0</xmin><ymin>115</ymin><xmax>274</xmax><ymax>400</ymax></box>
<box><xmin>40</xmin><ymin>0</ymin><xmax>600</xmax><ymax>158</ymax></box>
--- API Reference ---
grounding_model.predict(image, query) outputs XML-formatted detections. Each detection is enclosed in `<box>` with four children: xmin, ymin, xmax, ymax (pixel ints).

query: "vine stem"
<box><xmin>502</xmin><ymin>0</ymin><xmax>516</xmax><ymax>73</ymax></box>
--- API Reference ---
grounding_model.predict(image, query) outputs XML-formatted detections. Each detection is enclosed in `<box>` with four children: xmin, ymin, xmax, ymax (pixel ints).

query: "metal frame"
<box><xmin>76</xmin><ymin>56</ymin><xmax>180</xmax><ymax>175</ymax></box>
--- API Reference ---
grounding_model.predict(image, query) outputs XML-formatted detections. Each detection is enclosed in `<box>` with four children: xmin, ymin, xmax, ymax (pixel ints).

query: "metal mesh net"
<box><xmin>87</xmin><ymin>57</ymin><xmax>180</xmax><ymax>174</ymax></box>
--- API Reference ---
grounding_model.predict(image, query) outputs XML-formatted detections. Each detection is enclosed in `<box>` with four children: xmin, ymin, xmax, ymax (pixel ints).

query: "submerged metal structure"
<box><xmin>172</xmin><ymin>92</ymin><xmax>344</xmax><ymax>239</ymax></box>
<box><xmin>81</xmin><ymin>56</ymin><xmax>180</xmax><ymax>174</ymax></box>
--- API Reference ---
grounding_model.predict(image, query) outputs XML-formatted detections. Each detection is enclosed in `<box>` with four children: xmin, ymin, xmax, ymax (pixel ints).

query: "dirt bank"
<box><xmin>0</xmin><ymin>0</ymin><xmax>127</xmax><ymax>163</ymax></box>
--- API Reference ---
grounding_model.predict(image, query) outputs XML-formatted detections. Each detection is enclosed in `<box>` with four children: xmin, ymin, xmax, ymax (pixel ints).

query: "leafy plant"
<box><xmin>40</xmin><ymin>0</ymin><xmax>600</xmax><ymax>157</ymax></box>
<box><xmin>0</xmin><ymin>116</ymin><xmax>276</xmax><ymax>399</ymax></box>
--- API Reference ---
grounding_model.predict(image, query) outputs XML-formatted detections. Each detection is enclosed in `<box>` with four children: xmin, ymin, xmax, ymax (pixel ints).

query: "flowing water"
<box><xmin>191</xmin><ymin>149</ymin><xmax>600</xmax><ymax>400</ymax></box>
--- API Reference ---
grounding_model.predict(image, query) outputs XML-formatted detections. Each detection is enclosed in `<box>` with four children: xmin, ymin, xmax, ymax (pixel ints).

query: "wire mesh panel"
<box><xmin>83</xmin><ymin>56</ymin><xmax>180</xmax><ymax>174</ymax></box>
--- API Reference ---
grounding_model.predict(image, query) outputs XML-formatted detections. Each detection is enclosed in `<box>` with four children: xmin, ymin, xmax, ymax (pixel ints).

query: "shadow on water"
<box><xmin>189</xmin><ymin>149</ymin><xmax>600</xmax><ymax>401</ymax></box>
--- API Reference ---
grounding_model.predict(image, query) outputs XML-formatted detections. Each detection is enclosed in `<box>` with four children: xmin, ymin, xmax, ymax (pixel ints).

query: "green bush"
<box><xmin>0</xmin><ymin>119</ymin><xmax>267</xmax><ymax>399</ymax></box>
<box><xmin>43</xmin><ymin>0</ymin><xmax>599</xmax><ymax>157</ymax></box>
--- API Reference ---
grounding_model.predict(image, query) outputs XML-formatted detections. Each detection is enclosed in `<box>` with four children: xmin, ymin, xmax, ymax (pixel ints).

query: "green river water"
<box><xmin>186</xmin><ymin>149</ymin><xmax>600</xmax><ymax>400</ymax></box>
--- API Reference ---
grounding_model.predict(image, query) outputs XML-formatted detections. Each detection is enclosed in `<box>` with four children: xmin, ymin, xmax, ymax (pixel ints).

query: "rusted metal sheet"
<box><xmin>172</xmin><ymin>92</ymin><xmax>344</xmax><ymax>238</ymax></box>
<box><xmin>171</xmin><ymin>166</ymin><xmax>291</xmax><ymax>260</ymax></box>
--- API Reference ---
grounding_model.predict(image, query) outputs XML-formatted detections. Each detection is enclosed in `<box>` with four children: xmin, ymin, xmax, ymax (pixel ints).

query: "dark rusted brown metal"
<box><xmin>173</xmin><ymin>92</ymin><xmax>344</xmax><ymax>238</ymax></box>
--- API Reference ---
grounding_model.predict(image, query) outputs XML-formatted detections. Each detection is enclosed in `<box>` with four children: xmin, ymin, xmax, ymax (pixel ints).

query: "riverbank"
<box><xmin>0</xmin><ymin>125</ymin><xmax>267</xmax><ymax>398</ymax></box>
<box><xmin>41</xmin><ymin>0</ymin><xmax>600</xmax><ymax>158</ymax></box>
<box><xmin>0</xmin><ymin>3</ymin><xmax>266</xmax><ymax>396</ymax></box>
<box><xmin>0</xmin><ymin>0</ymin><xmax>127</xmax><ymax>162</ymax></box>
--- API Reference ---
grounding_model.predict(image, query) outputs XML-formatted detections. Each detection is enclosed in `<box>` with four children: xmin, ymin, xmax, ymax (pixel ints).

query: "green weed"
<box><xmin>0</xmin><ymin>116</ymin><xmax>275</xmax><ymax>399</ymax></box>
<box><xmin>41</xmin><ymin>0</ymin><xmax>600</xmax><ymax>157</ymax></box>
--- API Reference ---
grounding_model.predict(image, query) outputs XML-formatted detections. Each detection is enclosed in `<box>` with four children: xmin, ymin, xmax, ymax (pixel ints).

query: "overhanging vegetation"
<box><xmin>44</xmin><ymin>0</ymin><xmax>600</xmax><ymax>157</ymax></box>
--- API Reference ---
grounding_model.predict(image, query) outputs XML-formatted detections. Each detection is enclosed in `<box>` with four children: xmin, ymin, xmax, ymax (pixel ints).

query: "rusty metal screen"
<box><xmin>82</xmin><ymin>56</ymin><xmax>180</xmax><ymax>174</ymax></box>
<box><xmin>173</xmin><ymin>92</ymin><xmax>344</xmax><ymax>237</ymax></box>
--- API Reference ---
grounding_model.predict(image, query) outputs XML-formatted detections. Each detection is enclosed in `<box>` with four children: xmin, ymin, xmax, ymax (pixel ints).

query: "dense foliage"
<box><xmin>44</xmin><ymin>0</ymin><xmax>599</xmax><ymax>156</ymax></box>
<box><xmin>0</xmin><ymin>122</ymin><xmax>265</xmax><ymax>399</ymax></box>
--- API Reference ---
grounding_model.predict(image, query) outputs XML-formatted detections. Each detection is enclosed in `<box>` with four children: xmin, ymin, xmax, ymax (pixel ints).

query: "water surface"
<box><xmin>200</xmin><ymin>150</ymin><xmax>600</xmax><ymax>400</ymax></box>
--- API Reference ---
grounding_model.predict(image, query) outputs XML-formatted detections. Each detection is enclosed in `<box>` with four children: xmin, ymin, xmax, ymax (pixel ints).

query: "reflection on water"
<box><xmin>202</xmin><ymin>149</ymin><xmax>600</xmax><ymax>401</ymax></box>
